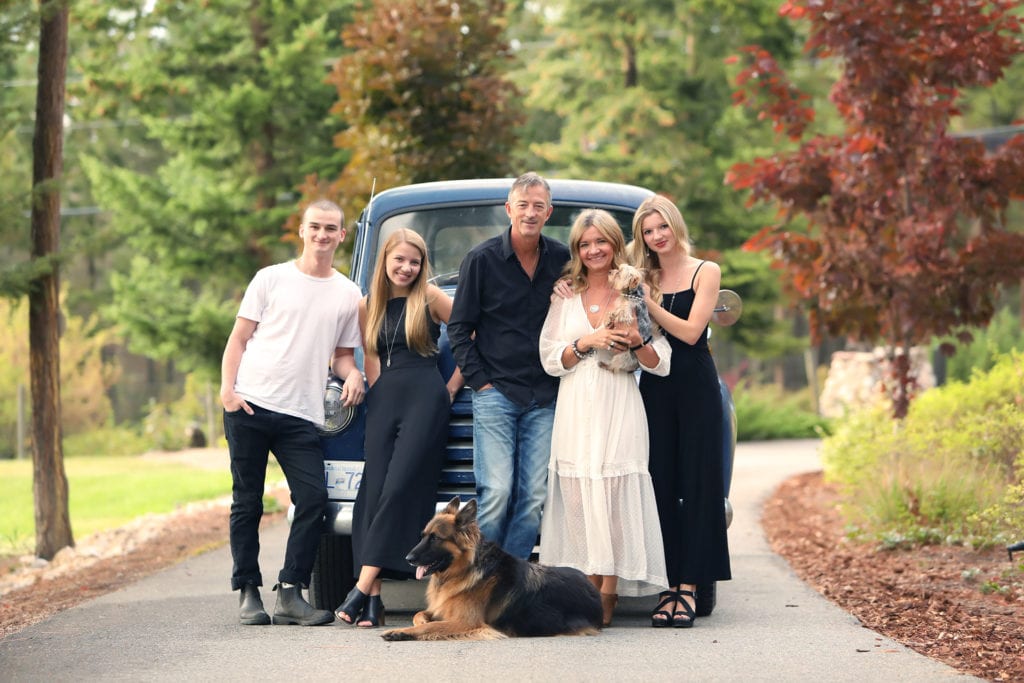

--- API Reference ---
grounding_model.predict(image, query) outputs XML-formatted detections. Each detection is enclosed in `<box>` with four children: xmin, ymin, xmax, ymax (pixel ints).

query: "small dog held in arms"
<box><xmin>380</xmin><ymin>497</ymin><xmax>603</xmax><ymax>641</ymax></box>
<box><xmin>600</xmin><ymin>263</ymin><xmax>653</xmax><ymax>373</ymax></box>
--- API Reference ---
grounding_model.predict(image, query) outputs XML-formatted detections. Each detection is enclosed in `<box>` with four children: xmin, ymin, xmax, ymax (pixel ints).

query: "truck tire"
<box><xmin>695</xmin><ymin>582</ymin><xmax>716</xmax><ymax>617</ymax></box>
<box><xmin>309</xmin><ymin>533</ymin><xmax>355</xmax><ymax>612</ymax></box>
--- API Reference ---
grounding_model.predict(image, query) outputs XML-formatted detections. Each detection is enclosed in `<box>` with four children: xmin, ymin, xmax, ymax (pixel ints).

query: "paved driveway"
<box><xmin>0</xmin><ymin>439</ymin><xmax>978</xmax><ymax>682</ymax></box>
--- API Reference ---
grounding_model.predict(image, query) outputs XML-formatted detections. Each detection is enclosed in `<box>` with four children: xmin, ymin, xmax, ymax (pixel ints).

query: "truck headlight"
<box><xmin>318</xmin><ymin>375</ymin><xmax>356</xmax><ymax>436</ymax></box>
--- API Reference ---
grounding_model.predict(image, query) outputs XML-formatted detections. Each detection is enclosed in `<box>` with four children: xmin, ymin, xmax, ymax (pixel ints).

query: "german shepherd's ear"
<box><xmin>443</xmin><ymin>496</ymin><xmax>461</xmax><ymax>516</ymax></box>
<box><xmin>455</xmin><ymin>498</ymin><xmax>478</xmax><ymax>529</ymax></box>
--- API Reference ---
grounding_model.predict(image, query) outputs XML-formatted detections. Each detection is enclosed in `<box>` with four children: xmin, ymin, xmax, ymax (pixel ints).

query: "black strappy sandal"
<box><xmin>673</xmin><ymin>589</ymin><xmax>696</xmax><ymax>628</ymax></box>
<box><xmin>650</xmin><ymin>590</ymin><xmax>675</xmax><ymax>628</ymax></box>
<box><xmin>335</xmin><ymin>585</ymin><xmax>368</xmax><ymax>624</ymax></box>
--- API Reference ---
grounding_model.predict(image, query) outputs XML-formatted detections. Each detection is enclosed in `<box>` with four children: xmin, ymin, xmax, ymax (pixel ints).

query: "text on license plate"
<box><xmin>324</xmin><ymin>461</ymin><xmax>363</xmax><ymax>500</ymax></box>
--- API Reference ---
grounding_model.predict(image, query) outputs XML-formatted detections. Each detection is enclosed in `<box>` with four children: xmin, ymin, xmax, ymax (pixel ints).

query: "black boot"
<box><xmin>238</xmin><ymin>585</ymin><xmax>271</xmax><ymax>626</ymax></box>
<box><xmin>271</xmin><ymin>583</ymin><xmax>334</xmax><ymax>626</ymax></box>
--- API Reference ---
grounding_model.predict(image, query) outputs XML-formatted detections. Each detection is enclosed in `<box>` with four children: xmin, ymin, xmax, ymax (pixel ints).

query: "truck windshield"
<box><xmin>376</xmin><ymin>204</ymin><xmax>637</xmax><ymax>286</ymax></box>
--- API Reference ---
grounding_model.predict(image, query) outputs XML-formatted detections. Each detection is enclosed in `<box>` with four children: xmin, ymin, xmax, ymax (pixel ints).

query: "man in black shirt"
<box><xmin>448</xmin><ymin>172</ymin><xmax>570</xmax><ymax>559</ymax></box>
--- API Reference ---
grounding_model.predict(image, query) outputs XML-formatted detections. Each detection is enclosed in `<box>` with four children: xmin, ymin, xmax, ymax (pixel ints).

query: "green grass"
<box><xmin>0</xmin><ymin>456</ymin><xmax>284</xmax><ymax>555</ymax></box>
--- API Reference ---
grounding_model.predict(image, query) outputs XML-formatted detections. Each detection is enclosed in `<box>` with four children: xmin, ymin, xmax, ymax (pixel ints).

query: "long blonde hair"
<box><xmin>630</xmin><ymin>195</ymin><xmax>692</xmax><ymax>301</ymax></box>
<box><xmin>563</xmin><ymin>209</ymin><xmax>628</xmax><ymax>292</ymax></box>
<box><xmin>365</xmin><ymin>229</ymin><xmax>436</xmax><ymax>357</ymax></box>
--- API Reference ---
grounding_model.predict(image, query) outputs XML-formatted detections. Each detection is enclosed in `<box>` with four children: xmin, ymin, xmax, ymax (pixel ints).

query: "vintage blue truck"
<box><xmin>304</xmin><ymin>178</ymin><xmax>736</xmax><ymax>616</ymax></box>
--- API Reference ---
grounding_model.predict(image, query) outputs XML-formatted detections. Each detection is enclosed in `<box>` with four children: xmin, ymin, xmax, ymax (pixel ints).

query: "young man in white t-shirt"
<box><xmin>220</xmin><ymin>199</ymin><xmax>364</xmax><ymax>626</ymax></box>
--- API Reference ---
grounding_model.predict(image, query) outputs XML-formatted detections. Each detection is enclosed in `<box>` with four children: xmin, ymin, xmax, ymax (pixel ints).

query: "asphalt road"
<box><xmin>0</xmin><ymin>439</ymin><xmax>979</xmax><ymax>682</ymax></box>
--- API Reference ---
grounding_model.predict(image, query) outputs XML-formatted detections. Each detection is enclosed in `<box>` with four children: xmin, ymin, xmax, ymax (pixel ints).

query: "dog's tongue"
<box><xmin>416</xmin><ymin>565</ymin><xmax>427</xmax><ymax>580</ymax></box>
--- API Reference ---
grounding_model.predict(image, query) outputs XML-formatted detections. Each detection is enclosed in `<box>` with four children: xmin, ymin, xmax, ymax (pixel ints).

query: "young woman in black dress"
<box><xmin>335</xmin><ymin>229</ymin><xmax>463</xmax><ymax>628</ymax></box>
<box><xmin>632</xmin><ymin>196</ymin><xmax>732</xmax><ymax>628</ymax></box>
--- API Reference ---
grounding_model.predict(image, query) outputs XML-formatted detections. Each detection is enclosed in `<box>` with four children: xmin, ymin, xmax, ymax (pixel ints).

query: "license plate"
<box><xmin>324</xmin><ymin>460</ymin><xmax>363</xmax><ymax>500</ymax></box>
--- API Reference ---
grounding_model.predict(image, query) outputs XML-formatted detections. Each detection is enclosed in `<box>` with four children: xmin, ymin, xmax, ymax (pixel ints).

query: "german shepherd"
<box><xmin>380</xmin><ymin>496</ymin><xmax>603</xmax><ymax>641</ymax></box>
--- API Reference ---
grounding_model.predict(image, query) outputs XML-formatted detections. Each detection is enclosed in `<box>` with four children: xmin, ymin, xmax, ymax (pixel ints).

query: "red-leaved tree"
<box><xmin>726</xmin><ymin>0</ymin><xmax>1024</xmax><ymax>418</ymax></box>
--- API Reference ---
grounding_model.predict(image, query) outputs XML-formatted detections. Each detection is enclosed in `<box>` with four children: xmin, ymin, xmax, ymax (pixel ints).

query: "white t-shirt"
<box><xmin>233</xmin><ymin>261</ymin><xmax>362</xmax><ymax>425</ymax></box>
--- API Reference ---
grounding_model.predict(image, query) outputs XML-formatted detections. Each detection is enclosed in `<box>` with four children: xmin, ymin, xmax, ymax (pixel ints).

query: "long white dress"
<box><xmin>538</xmin><ymin>294</ymin><xmax>670</xmax><ymax>596</ymax></box>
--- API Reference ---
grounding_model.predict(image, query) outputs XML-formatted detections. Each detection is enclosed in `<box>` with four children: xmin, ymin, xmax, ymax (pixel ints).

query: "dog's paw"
<box><xmin>381</xmin><ymin>629</ymin><xmax>414</xmax><ymax>642</ymax></box>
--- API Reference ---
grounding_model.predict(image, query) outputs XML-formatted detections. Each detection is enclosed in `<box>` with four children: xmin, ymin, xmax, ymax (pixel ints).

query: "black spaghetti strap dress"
<box><xmin>639</xmin><ymin>262</ymin><xmax>732</xmax><ymax>586</ymax></box>
<box><xmin>351</xmin><ymin>297</ymin><xmax>450</xmax><ymax>579</ymax></box>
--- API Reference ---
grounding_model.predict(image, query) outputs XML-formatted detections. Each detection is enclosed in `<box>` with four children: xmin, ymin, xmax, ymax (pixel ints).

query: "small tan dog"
<box><xmin>599</xmin><ymin>264</ymin><xmax>652</xmax><ymax>373</ymax></box>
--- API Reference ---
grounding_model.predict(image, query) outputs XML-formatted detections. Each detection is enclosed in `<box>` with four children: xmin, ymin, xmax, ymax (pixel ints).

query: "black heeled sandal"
<box><xmin>335</xmin><ymin>585</ymin><xmax>368</xmax><ymax>624</ymax></box>
<box><xmin>672</xmin><ymin>589</ymin><xmax>696</xmax><ymax>628</ymax></box>
<box><xmin>650</xmin><ymin>590</ymin><xmax>675</xmax><ymax>628</ymax></box>
<box><xmin>357</xmin><ymin>594</ymin><xmax>385</xmax><ymax>628</ymax></box>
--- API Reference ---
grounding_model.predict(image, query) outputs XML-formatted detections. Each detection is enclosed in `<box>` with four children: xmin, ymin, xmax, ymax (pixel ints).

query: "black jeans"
<box><xmin>224</xmin><ymin>404</ymin><xmax>326</xmax><ymax>590</ymax></box>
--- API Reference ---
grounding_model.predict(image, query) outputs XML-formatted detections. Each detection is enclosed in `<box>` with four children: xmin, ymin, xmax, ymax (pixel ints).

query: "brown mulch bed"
<box><xmin>762</xmin><ymin>471</ymin><xmax>1024</xmax><ymax>682</ymax></box>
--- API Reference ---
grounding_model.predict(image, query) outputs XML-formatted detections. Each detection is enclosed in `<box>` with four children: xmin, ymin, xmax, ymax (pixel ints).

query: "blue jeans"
<box><xmin>471</xmin><ymin>388</ymin><xmax>555</xmax><ymax>559</ymax></box>
<box><xmin>224</xmin><ymin>404</ymin><xmax>327</xmax><ymax>590</ymax></box>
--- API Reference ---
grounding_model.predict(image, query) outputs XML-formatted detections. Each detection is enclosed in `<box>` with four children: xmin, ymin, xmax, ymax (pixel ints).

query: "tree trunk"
<box><xmin>622</xmin><ymin>38</ymin><xmax>637</xmax><ymax>89</ymax></box>
<box><xmin>30</xmin><ymin>0</ymin><xmax>74</xmax><ymax>560</ymax></box>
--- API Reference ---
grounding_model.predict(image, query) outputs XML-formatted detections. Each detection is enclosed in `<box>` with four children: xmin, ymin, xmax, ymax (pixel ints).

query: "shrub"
<box><xmin>732</xmin><ymin>383</ymin><xmax>832</xmax><ymax>441</ymax></box>
<box><xmin>142</xmin><ymin>373</ymin><xmax>220</xmax><ymax>451</ymax></box>
<box><xmin>64</xmin><ymin>425</ymin><xmax>151</xmax><ymax>457</ymax></box>
<box><xmin>822</xmin><ymin>350</ymin><xmax>1024</xmax><ymax>547</ymax></box>
<box><xmin>937</xmin><ymin>307</ymin><xmax>1024</xmax><ymax>384</ymax></box>
<box><xmin>0</xmin><ymin>296</ymin><xmax>120</xmax><ymax>458</ymax></box>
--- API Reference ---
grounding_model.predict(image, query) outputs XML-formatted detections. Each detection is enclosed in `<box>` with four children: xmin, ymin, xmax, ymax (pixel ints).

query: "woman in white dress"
<box><xmin>538</xmin><ymin>208</ymin><xmax>670</xmax><ymax>627</ymax></box>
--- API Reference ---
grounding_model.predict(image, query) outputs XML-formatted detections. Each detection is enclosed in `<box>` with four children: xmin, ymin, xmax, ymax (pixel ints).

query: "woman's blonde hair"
<box><xmin>365</xmin><ymin>229</ymin><xmax>436</xmax><ymax>357</ymax></box>
<box><xmin>630</xmin><ymin>195</ymin><xmax>692</xmax><ymax>301</ymax></box>
<box><xmin>563</xmin><ymin>209</ymin><xmax>628</xmax><ymax>292</ymax></box>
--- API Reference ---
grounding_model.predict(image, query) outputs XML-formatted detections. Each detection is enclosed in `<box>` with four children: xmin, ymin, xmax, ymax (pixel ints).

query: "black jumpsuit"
<box><xmin>638</xmin><ymin>264</ymin><xmax>732</xmax><ymax>586</ymax></box>
<box><xmin>352</xmin><ymin>297</ymin><xmax>449</xmax><ymax>578</ymax></box>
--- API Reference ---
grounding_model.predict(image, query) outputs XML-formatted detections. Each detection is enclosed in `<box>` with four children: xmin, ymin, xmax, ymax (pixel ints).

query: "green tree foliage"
<box><xmin>959</xmin><ymin>30</ymin><xmax>1024</xmax><ymax>129</ymax></box>
<box><xmin>0</xmin><ymin>1</ymin><xmax>37</xmax><ymax>296</ymax></box>
<box><xmin>517</xmin><ymin>0</ymin><xmax>796</xmax><ymax>247</ymax></box>
<box><xmin>72</xmin><ymin>1</ymin><xmax>352</xmax><ymax>374</ymax></box>
<box><xmin>4</xmin><ymin>2</ymin><xmax>159</xmax><ymax>310</ymax></box>
<box><xmin>322</xmin><ymin>0</ymin><xmax>522</xmax><ymax>222</ymax></box>
<box><xmin>728</xmin><ymin>0</ymin><xmax>1024</xmax><ymax>418</ymax></box>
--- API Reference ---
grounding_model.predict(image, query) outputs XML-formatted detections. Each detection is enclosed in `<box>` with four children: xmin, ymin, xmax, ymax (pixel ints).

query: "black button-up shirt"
<box><xmin>448</xmin><ymin>227</ymin><xmax>570</xmax><ymax>408</ymax></box>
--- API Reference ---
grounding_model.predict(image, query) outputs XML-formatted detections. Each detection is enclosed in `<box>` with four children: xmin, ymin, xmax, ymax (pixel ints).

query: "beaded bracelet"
<box><xmin>571</xmin><ymin>339</ymin><xmax>593</xmax><ymax>360</ymax></box>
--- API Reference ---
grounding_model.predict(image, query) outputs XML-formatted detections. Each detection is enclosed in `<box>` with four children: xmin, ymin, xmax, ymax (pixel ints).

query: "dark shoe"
<box><xmin>335</xmin><ymin>585</ymin><xmax>369</xmax><ymax>625</ymax></box>
<box><xmin>357</xmin><ymin>594</ymin><xmax>385</xmax><ymax>628</ymax></box>
<box><xmin>238</xmin><ymin>585</ymin><xmax>271</xmax><ymax>626</ymax></box>
<box><xmin>650</xmin><ymin>590</ymin><xmax>675</xmax><ymax>628</ymax></box>
<box><xmin>600</xmin><ymin>593</ymin><xmax>618</xmax><ymax>628</ymax></box>
<box><xmin>271</xmin><ymin>583</ymin><xmax>334</xmax><ymax>626</ymax></box>
<box><xmin>672</xmin><ymin>589</ymin><xmax>696</xmax><ymax>628</ymax></box>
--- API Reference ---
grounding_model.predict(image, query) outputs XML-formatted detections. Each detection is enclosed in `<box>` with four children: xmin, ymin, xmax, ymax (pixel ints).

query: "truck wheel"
<box><xmin>309</xmin><ymin>533</ymin><xmax>355</xmax><ymax>612</ymax></box>
<box><xmin>695</xmin><ymin>582</ymin><xmax>716</xmax><ymax>617</ymax></box>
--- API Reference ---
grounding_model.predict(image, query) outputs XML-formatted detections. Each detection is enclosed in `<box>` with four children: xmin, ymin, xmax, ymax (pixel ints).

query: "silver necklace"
<box><xmin>664</xmin><ymin>268</ymin><xmax>686</xmax><ymax>311</ymax></box>
<box><xmin>585</xmin><ymin>287</ymin><xmax>614</xmax><ymax>314</ymax></box>
<box><xmin>382</xmin><ymin>301</ymin><xmax>405</xmax><ymax>368</ymax></box>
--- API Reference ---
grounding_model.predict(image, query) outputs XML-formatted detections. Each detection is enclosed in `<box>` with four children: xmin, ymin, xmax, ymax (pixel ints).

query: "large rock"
<box><xmin>819</xmin><ymin>347</ymin><xmax>935</xmax><ymax>418</ymax></box>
